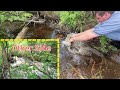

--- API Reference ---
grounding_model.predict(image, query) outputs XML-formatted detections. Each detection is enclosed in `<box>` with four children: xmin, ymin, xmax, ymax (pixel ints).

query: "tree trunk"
<box><xmin>15</xmin><ymin>27</ymin><xmax>29</xmax><ymax>39</ymax></box>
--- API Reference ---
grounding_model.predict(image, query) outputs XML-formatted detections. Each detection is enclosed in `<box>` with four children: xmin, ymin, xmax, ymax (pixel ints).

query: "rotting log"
<box><xmin>15</xmin><ymin>27</ymin><xmax>29</xmax><ymax>39</ymax></box>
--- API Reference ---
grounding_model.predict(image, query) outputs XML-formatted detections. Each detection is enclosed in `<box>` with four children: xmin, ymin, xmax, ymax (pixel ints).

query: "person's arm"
<box><xmin>69</xmin><ymin>28</ymin><xmax>99</xmax><ymax>42</ymax></box>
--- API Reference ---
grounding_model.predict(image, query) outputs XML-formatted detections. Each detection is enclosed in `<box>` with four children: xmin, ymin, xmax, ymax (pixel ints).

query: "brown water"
<box><xmin>21</xmin><ymin>24</ymin><xmax>120</xmax><ymax>79</ymax></box>
<box><xmin>60</xmin><ymin>45</ymin><xmax>120</xmax><ymax>79</ymax></box>
<box><xmin>2</xmin><ymin>22</ymin><xmax>120</xmax><ymax>79</ymax></box>
<box><xmin>25</xmin><ymin>24</ymin><xmax>54</xmax><ymax>39</ymax></box>
<box><xmin>1</xmin><ymin>23</ymin><xmax>54</xmax><ymax>39</ymax></box>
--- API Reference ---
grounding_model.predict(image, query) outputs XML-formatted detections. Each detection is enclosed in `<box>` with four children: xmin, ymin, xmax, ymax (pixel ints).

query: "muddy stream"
<box><xmin>2</xmin><ymin>22</ymin><xmax>120</xmax><ymax>79</ymax></box>
<box><xmin>60</xmin><ymin>43</ymin><xmax>120</xmax><ymax>79</ymax></box>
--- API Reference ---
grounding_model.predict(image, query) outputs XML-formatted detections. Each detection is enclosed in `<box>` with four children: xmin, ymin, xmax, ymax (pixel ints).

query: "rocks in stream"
<box><xmin>110</xmin><ymin>51</ymin><xmax>120</xmax><ymax>64</ymax></box>
<box><xmin>61</xmin><ymin>33</ymin><xmax>104</xmax><ymax>67</ymax></box>
<box><xmin>10</xmin><ymin>56</ymin><xmax>25</xmax><ymax>67</ymax></box>
<box><xmin>62</xmin><ymin>33</ymin><xmax>104</xmax><ymax>57</ymax></box>
<box><xmin>71</xmin><ymin>54</ymin><xmax>90</xmax><ymax>66</ymax></box>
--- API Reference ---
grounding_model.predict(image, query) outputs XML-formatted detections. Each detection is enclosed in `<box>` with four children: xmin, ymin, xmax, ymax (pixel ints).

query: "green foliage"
<box><xmin>59</xmin><ymin>11</ymin><xmax>80</xmax><ymax>28</ymax></box>
<box><xmin>100</xmin><ymin>36</ymin><xmax>108</xmax><ymax>46</ymax></box>
<box><xmin>59</xmin><ymin>11</ymin><xmax>96</xmax><ymax>32</ymax></box>
<box><xmin>0</xmin><ymin>56</ymin><xmax>2</xmax><ymax>65</ymax></box>
<box><xmin>41</xmin><ymin>62</ymin><xmax>57</xmax><ymax>79</ymax></box>
<box><xmin>10</xmin><ymin>59</ymin><xmax>56</xmax><ymax>79</ymax></box>
<box><xmin>6</xmin><ymin>40</ymin><xmax>57</xmax><ymax>79</ymax></box>
<box><xmin>39</xmin><ymin>51</ymin><xmax>57</xmax><ymax>65</ymax></box>
<box><xmin>98</xmin><ymin>36</ymin><xmax>117</xmax><ymax>53</ymax></box>
<box><xmin>59</xmin><ymin>11</ymin><xmax>117</xmax><ymax>53</ymax></box>
<box><xmin>0</xmin><ymin>11</ymin><xmax>33</xmax><ymax>22</ymax></box>
<box><xmin>10</xmin><ymin>64</ymin><xmax>38</xmax><ymax>79</ymax></box>
<box><xmin>0</xmin><ymin>44</ymin><xmax>2</xmax><ymax>65</ymax></box>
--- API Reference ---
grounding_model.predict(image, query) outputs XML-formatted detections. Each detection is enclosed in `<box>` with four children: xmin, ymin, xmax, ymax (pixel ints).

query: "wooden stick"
<box><xmin>15</xmin><ymin>27</ymin><xmax>29</xmax><ymax>39</ymax></box>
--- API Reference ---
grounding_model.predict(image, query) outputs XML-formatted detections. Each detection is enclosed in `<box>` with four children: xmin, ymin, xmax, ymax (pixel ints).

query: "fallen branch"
<box><xmin>67</xmin><ymin>63</ymin><xmax>85</xmax><ymax>79</ymax></box>
<box><xmin>18</xmin><ymin>15</ymin><xmax>45</xmax><ymax>29</ymax></box>
<box><xmin>30</xmin><ymin>54</ymin><xmax>53</xmax><ymax>79</ymax></box>
<box><xmin>24</xmin><ymin>16</ymin><xmax>45</xmax><ymax>27</ymax></box>
<box><xmin>15</xmin><ymin>27</ymin><xmax>29</xmax><ymax>39</ymax></box>
<box><xmin>26</xmin><ymin>19</ymin><xmax>45</xmax><ymax>24</ymax></box>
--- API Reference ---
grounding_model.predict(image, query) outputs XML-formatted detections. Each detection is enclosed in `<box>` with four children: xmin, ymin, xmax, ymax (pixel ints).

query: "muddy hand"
<box><xmin>62</xmin><ymin>40</ymin><xmax>71</xmax><ymax>47</ymax></box>
<box><xmin>69</xmin><ymin>33</ymin><xmax>78</xmax><ymax>43</ymax></box>
<box><xmin>62</xmin><ymin>33</ymin><xmax>77</xmax><ymax>47</ymax></box>
<box><xmin>69</xmin><ymin>37</ymin><xmax>75</xmax><ymax>43</ymax></box>
<box><xmin>69</xmin><ymin>38</ymin><xmax>73</xmax><ymax>43</ymax></box>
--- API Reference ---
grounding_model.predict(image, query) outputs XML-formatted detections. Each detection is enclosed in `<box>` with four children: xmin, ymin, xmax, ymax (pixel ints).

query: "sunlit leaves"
<box><xmin>0</xmin><ymin>11</ymin><xmax>33</xmax><ymax>22</ymax></box>
<box><xmin>59</xmin><ymin>11</ymin><xmax>96</xmax><ymax>32</ymax></box>
<box><xmin>99</xmin><ymin>36</ymin><xmax>117</xmax><ymax>53</ymax></box>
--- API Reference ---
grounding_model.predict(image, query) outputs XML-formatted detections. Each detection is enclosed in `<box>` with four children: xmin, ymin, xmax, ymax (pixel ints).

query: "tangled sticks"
<box><xmin>62</xmin><ymin>33</ymin><xmax>104</xmax><ymax>57</ymax></box>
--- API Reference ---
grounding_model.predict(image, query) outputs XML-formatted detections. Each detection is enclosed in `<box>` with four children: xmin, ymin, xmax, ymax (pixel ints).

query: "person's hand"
<box><xmin>69</xmin><ymin>34</ymin><xmax>78</xmax><ymax>43</ymax></box>
<box><xmin>70</xmin><ymin>34</ymin><xmax>78</xmax><ymax>38</ymax></box>
<box><xmin>69</xmin><ymin>37</ymin><xmax>74</xmax><ymax>43</ymax></box>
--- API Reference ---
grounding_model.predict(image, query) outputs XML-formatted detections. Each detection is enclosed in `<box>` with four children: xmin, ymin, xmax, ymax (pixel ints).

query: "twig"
<box><xmin>91</xmin><ymin>60</ymin><xmax>104</xmax><ymax>79</ymax></box>
<box><xmin>0</xmin><ymin>31</ymin><xmax>8</xmax><ymax>37</ymax></box>
<box><xmin>15</xmin><ymin>26</ymin><xmax>29</xmax><ymax>39</ymax></box>
<box><xmin>72</xmin><ymin>67</ymin><xmax>85</xmax><ymax>79</ymax></box>
<box><xmin>30</xmin><ymin>54</ymin><xmax>53</xmax><ymax>79</ymax></box>
<box><xmin>68</xmin><ymin>63</ymin><xmax>85</xmax><ymax>79</ymax></box>
<box><xmin>91</xmin><ymin>60</ymin><xmax>95</xmax><ymax>76</ymax></box>
<box><xmin>26</xmin><ymin>19</ymin><xmax>45</xmax><ymax>24</ymax></box>
<box><xmin>18</xmin><ymin>16</ymin><xmax>45</xmax><ymax>29</ymax></box>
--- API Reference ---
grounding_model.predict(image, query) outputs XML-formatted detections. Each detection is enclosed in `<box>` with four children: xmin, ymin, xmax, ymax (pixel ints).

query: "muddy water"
<box><xmin>78</xmin><ymin>58</ymin><xmax>120</xmax><ymax>79</ymax></box>
<box><xmin>20</xmin><ymin>25</ymin><xmax>120</xmax><ymax>79</ymax></box>
<box><xmin>2</xmin><ymin>22</ymin><xmax>120</xmax><ymax>79</ymax></box>
<box><xmin>25</xmin><ymin>24</ymin><xmax>54</xmax><ymax>39</ymax></box>
<box><xmin>60</xmin><ymin>45</ymin><xmax>120</xmax><ymax>79</ymax></box>
<box><xmin>1</xmin><ymin>23</ymin><xmax>54</xmax><ymax>39</ymax></box>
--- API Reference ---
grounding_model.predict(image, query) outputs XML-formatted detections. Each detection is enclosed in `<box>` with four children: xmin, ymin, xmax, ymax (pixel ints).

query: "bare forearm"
<box><xmin>70</xmin><ymin>28</ymin><xmax>98</xmax><ymax>42</ymax></box>
<box><xmin>72</xmin><ymin>34</ymin><xmax>91</xmax><ymax>41</ymax></box>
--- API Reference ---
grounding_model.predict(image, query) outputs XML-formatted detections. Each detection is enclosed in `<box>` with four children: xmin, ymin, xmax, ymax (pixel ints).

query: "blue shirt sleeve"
<box><xmin>93</xmin><ymin>11</ymin><xmax>120</xmax><ymax>36</ymax></box>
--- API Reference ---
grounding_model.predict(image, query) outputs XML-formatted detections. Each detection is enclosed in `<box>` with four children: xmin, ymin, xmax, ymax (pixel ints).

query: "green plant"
<box><xmin>98</xmin><ymin>36</ymin><xmax>117</xmax><ymax>53</ymax></box>
<box><xmin>0</xmin><ymin>11</ymin><xmax>32</xmax><ymax>22</ymax></box>
<box><xmin>59</xmin><ymin>11</ymin><xmax>96</xmax><ymax>32</ymax></box>
<box><xmin>0</xmin><ymin>45</ymin><xmax>2</xmax><ymax>65</ymax></box>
